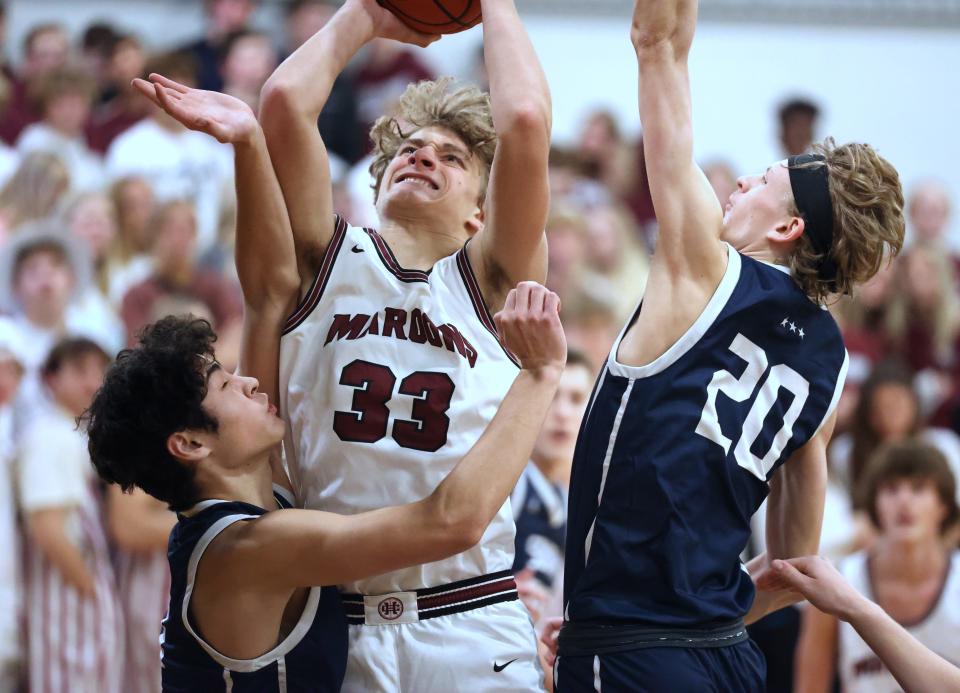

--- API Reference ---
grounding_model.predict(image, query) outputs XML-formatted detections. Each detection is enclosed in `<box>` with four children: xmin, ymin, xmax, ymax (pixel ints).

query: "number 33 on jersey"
<box><xmin>278</xmin><ymin>217</ymin><xmax>521</xmax><ymax>596</ymax></box>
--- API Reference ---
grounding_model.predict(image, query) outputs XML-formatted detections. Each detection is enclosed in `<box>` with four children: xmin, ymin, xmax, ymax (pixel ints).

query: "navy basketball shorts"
<box><xmin>555</xmin><ymin>639</ymin><xmax>765</xmax><ymax>693</ymax></box>
<box><xmin>554</xmin><ymin>619</ymin><xmax>766</xmax><ymax>693</ymax></box>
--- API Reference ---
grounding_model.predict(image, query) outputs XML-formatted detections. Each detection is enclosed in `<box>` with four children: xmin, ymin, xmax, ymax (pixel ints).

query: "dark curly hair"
<box><xmin>85</xmin><ymin>315</ymin><xmax>220</xmax><ymax>511</ymax></box>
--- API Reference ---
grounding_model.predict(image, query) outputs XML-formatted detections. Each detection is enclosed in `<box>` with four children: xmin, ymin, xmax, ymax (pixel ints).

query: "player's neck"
<box><xmin>377</xmin><ymin>217</ymin><xmax>470</xmax><ymax>271</ymax></box>
<box><xmin>874</xmin><ymin>534</ymin><xmax>946</xmax><ymax>583</ymax></box>
<box><xmin>195</xmin><ymin>454</ymin><xmax>277</xmax><ymax>511</ymax></box>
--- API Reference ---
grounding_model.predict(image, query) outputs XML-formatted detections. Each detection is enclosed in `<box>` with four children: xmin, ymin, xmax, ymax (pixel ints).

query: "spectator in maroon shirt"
<box><xmin>88</xmin><ymin>35</ymin><xmax>150</xmax><ymax>154</ymax></box>
<box><xmin>0</xmin><ymin>23</ymin><xmax>71</xmax><ymax>145</ymax></box>
<box><xmin>885</xmin><ymin>245</ymin><xmax>960</xmax><ymax>375</ymax></box>
<box><xmin>353</xmin><ymin>39</ymin><xmax>434</xmax><ymax>153</ymax></box>
<box><xmin>120</xmin><ymin>199</ymin><xmax>242</xmax><ymax>366</ymax></box>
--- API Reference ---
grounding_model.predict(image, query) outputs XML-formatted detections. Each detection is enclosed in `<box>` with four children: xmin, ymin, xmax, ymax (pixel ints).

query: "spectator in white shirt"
<box><xmin>16</xmin><ymin>66</ymin><xmax>105</xmax><ymax>191</ymax></box>
<box><xmin>0</xmin><ymin>320</ymin><xmax>26</xmax><ymax>692</ymax></box>
<box><xmin>105</xmin><ymin>52</ymin><xmax>232</xmax><ymax>256</ymax></box>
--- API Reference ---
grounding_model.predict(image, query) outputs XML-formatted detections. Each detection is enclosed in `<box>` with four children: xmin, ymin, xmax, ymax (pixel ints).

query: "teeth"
<box><xmin>399</xmin><ymin>177</ymin><xmax>433</xmax><ymax>189</ymax></box>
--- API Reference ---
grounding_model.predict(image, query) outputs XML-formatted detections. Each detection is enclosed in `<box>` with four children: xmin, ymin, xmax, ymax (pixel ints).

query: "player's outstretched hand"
<box><xmin>132</xmin><ymin>73</ymin><xmax>259</xmax><ymax>145</ymax></box>
<box><xmin>352</xmin><ymin>0</ymin><xmax>441</xmax><ymax>48</ymax></box>
<box><xmin>539</xmin><ymin>616</ymin><xmax>562</xmax><ymax>667</ymax></box>
<box><xmin>494</xmin><ymin>282</ymin><xmax>566</xmax><ymax>375</ymax></box>
<box><xmin>756</xmin><ymin>555</ymin><xmax>866</xmax><ymax>622</ymax></box>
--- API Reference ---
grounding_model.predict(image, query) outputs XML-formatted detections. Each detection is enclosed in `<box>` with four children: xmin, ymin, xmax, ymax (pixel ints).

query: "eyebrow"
<box><xmin>204</xmin><ymin>360</ymin><xmax>222</xmax><ymax>384</ymax></box>
<box><xmin>401</xmin><ymin>138</ymin><xmax>471</xmax><ymax>158</ymax></box>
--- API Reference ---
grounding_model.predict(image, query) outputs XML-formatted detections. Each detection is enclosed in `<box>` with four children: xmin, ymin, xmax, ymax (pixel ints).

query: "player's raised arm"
<box><xmin>133</xmin><ymin>75</ymin><xmax>300</xmax><ymax>410</ymax></box>
<box><xmin>259</xmin><ymin>0</ymin><xmax>436</xmax><ymax>288</ymax></box>
<box><xmin>221</xmin><ymin>283</ymin><xmax>566</xmax><ymax>588</ymax></box>
<box><xmin>468</xmin><ymin>0</ymin><xmax>551</xmax><ymax>304</ymax></box>
<box><xmin>631</xmin><ymin>0</ymin><xmax>726</xmax><ymax>279</ymax></box>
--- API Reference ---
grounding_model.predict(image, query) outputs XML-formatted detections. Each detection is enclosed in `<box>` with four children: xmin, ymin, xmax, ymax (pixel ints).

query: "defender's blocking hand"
<box><xmin>756</xmin><ymin>555</ymin><xmax>867</xmax><ymax>622</ymax></box>
<box><xmin>132</xmin><ymin>73</ymin><xmax>260</xmax><ymax>145</ymax></box>
<box><xmin>494</xmin><ymin>282</ymin><xmax>566</xmax><ymax>375</ymax></box>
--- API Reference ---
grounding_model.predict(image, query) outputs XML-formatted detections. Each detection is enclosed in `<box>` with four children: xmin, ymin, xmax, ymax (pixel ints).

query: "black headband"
<box><xmin>788</xmin><ymin>153</ymin><xmax>836</xmax><ymax>285</ymax></box>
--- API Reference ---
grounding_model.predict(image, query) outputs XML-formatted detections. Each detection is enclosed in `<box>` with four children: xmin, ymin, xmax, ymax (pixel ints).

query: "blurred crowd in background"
<box><xmin>0</xmin><ymin>0</ymin><xmax>956</xmax><ymax>692</ymax></box>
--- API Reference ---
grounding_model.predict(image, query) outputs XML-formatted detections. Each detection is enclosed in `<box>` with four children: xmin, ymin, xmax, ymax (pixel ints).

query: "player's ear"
<box><xmin>769</xmin><ymin>215</ymin><xmax>805</xmax><ymax>246</ymax></box>
<box><xmin>167</xmin><ymin>430</ymin><xmax>212</xmax><ymax>464</ymax></box>
<box><xmin>466</xmin><ymin>204</ymin><xmax>485</xmax><ymax>235</ymax></box>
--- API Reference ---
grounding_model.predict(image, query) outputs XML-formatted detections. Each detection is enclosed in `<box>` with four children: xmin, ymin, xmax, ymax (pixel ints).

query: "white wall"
<box><xmin>6</xmin><ymin>2</ymin><xmax>960</xmax><ymax>240</ymax></box>
<box><xmin>428</xmin><ymin>19</ymin><xmax>960</xmax><ymax>242</ymax></box>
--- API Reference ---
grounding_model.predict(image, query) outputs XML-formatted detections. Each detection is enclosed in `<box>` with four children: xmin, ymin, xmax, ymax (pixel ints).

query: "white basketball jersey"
<box><xmin>838</xmin><ymin>550</ymin><xmax>960</xmax><ymax>693</ymax></box>
<box><xmin>279</xmin><ymin>217</ymin><xmax>520</xmax><ymax>595</ymax></box>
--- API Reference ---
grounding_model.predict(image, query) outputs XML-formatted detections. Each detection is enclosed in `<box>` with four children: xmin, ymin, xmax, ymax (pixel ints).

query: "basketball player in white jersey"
<box><xmin>792</xmin><ymin>440</ymin><xmax>960</xmax><ymax>693</ymax></box>
<box><xmin>95</xmin><ymin>72</ymin><xmax>563</xmax><ymax>691</ymax></box>
<box><xmin>257</xmin><ymin>0</ymin><xmax>551</xmax><ymax>689</ymax></box>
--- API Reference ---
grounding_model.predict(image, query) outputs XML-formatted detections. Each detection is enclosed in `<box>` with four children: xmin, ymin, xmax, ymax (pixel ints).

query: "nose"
<box><xmin>241</xmin><ymin>376</ymin><xmax>259</xmax><ymax>397</ymax></box>
<box><xmin>407</xmin><ymin>146</ymin><xmax>436</xmax><ymax>170</ymax></box>
<box><xmin>736</xmin><ymin>176</ymin><xmax>749</xmax><ymax>192</ymax></box>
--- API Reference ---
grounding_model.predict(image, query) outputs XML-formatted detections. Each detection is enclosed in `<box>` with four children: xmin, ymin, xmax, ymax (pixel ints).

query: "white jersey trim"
<box><xmin>283</xmin><ymin>215</ymin><xmax>349</xmax><ymax>335</ymax></box>
<box><xmin>181</xmin><ymin>511</ymin><xmax>323</xmax><ymax>673</ymax></box>
<box><xmin>813</xmin><ymin>349</ymin><xmax>849</xmax><ymax>438</ymax></box>
<box><xmin>606</xmin><ymin>243</ymin><xmax>741</xmax><ymax>380</ymax></box>
<box><xmin>583</xmin><ymin>380</ymin><xmax>635</xmax><ymax>564</ymax></box>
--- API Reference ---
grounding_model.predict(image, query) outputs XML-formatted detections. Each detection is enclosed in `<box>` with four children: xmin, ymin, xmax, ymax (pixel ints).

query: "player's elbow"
<box><xmin>430</xmin><ymin>501</ymin><xmax>486</xmax><ymax>555</ymax></box>
<box><xmin>498</xmin><ymin>102</ymin><xmax>552</xmax><ymax>142</ymax></box>
<box><xmin>260</xmin><ymin>77</ymin><xmax>310</xmax><ymax>127</ymax></box>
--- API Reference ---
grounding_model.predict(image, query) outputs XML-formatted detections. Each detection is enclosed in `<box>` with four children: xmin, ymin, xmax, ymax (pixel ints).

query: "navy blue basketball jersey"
<box><xmin>511</xmin><ymin>462</ymin><xmax>567</xmax><ymax>589</ymax></box>
<box><xmin>160</xmin><ymin>487</ymin><xmax>347</xmax><ymax>692</ymax></box>
<box><xmin>564</xmin><ymin>247</ymin><xmax>848</xmax><ymax>628</ymax></box>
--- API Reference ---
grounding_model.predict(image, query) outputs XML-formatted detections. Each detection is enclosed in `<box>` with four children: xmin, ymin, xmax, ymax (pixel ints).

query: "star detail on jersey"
<box><xmin>779</xmin><ymin>317</ymin><xmax>805</xmax><ymax>338</ymax></box>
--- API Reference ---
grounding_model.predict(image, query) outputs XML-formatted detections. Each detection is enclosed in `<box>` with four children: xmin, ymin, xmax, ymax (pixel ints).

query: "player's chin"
<box><xmin>268</xmin><ymin>417</ymin><xmax>286</xmax><ymax>440</ymax></box>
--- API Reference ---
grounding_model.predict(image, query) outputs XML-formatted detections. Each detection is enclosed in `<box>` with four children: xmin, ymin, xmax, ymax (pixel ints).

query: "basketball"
<box><xmin>378</xmin><ymin>0</ymin><xmax>481</xmax><ymax>35</ymax></box>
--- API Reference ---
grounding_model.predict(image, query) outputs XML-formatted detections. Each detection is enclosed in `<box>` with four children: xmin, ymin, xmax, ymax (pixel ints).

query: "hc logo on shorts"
<box><xmin>362</xmin><ymin>591</ymin><xmax>419</xmax><ymax>625</ymax></box>
<box><xmin>378</xmin><ymin>597</ymin><xmax>404</xmax><ymax>620</ymax></box>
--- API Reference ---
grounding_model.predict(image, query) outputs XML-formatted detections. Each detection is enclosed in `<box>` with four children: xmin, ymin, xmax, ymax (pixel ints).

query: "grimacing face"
<box><xmin>721</xmin><ymin>160</ymin><xmax>797</xmax><ymax>252</ymax></box>
<box><xmin>376</xmin><ymin>126</ymin><xmax>485</xmax><ymax>229</ymax></box>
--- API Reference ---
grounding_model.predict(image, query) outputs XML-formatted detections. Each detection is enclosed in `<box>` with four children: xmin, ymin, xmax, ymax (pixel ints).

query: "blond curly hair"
<box><xmin>368</xmin><ymin>78</ymin><xmax>497</xmax><ymax>204</ymax></box>
<box><xmin>788</xmin><ymin>138</ymin><xmax>905</xmax><ymax>303</ymax></box>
